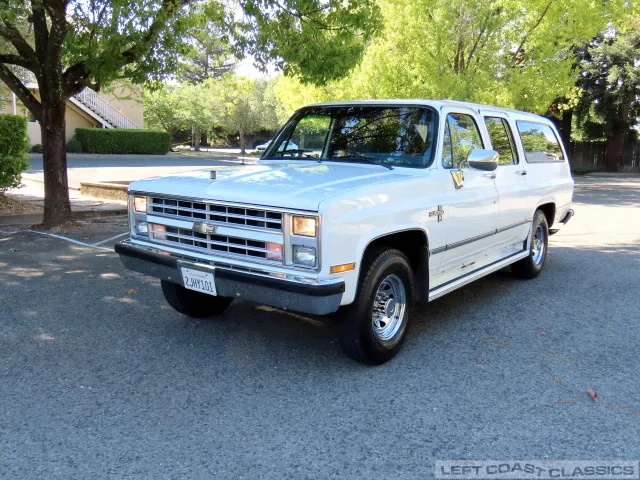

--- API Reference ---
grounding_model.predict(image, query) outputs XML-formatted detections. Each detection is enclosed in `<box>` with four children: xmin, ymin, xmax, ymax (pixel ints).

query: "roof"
<box><xmin>307</xmin><ymin>99</ymin><xmax>547</xmax><ymax>122</ymax></box>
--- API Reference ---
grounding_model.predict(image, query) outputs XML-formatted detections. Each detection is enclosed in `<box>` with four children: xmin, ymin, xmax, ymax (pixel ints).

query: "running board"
<box><xmin>428</xmin><ymin>250</ymin><xmax>529</xmax><ymax>302</ymax></box>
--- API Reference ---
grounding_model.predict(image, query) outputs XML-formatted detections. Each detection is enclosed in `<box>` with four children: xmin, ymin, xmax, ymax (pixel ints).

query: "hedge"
<box><xmin>0</xmin><ymin>114</ymin><xmax>30</xmax><ymax>191</ymax></box>
<box><xmin>75</xmin><ymin>128</ymin><xmax>171</xmax><ymax>154</ymax></box>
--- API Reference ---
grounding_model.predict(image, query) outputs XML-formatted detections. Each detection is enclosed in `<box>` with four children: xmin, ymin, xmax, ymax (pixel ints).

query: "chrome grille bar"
<box><xmin>151</xmin><ymin>226</ymin><xmax>280</xmax><ymax>263</ymax></box>
<box><xmin>150</xmin><ymin>197</ymin><xmax>283</xmax><ymax>231</ymax></box>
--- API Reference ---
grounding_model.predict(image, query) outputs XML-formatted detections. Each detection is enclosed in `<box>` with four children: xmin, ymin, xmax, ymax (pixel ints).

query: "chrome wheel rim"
<box><xmin>532</xmin><ymin>225</ymin><xmax>546</xmax><ymax>264</ymax></box>
<box><xmin>372</xmin><ymin>274</ymin><xmax>407</xmax><ymax>341</ymax></box>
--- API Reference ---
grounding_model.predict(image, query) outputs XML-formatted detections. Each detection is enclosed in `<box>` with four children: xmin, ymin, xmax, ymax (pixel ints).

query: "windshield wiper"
<box><xmin>264</xmin><ymin>148</ymin><xmax>317</xmax><ymax>159</ymax></box>
<box><xmin>327</xmin><ymin>155</ymin><xmax>394</xmax><ymax>170</ymax></box>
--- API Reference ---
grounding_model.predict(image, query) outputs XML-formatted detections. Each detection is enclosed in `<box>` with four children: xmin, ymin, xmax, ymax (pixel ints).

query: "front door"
<box><xmin>438</xmin><ymin>111</ymin><xmax>499</xmax><ymax>275</ymax></box>
<box><xmin>480</xmin><ymin>113</ymin><xmax>530</xmax><ymax>248</ymax></box>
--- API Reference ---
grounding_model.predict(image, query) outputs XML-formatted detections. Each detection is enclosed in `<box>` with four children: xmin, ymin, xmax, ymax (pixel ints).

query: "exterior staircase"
<box><xmin>69</xmin><ymin>87</ymin><xmax>141</xmax><ymax>129</ymax></box>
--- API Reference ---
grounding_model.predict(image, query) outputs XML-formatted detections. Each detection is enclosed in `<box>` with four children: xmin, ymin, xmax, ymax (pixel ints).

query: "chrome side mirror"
<box><xmin>467</xmin><ymin>149</ymin><xmax>499</xmax><ymax>171</ymax></box>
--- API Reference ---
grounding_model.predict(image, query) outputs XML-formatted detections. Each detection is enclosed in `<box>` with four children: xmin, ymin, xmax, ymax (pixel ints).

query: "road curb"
<box><xmin>0</xmin><ymin>207</ymin><xmax>127</xmax><ymax>226</ymax></box>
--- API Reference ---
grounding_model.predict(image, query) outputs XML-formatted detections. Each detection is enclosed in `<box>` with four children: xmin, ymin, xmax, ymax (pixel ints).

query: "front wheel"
<box><xmin>339</xmin><ymin>248</ymin><xmax>414</xmax><ymax>364</ymax></box>
<box><xmin>512</xmin><ymin>210</ymin><xmax>549</xmax><ymax>279</ymax></box>
<box><xmin>161</xmin><ymin>280</ymin><xmax>233</xmax><ymax>318</ymax></box>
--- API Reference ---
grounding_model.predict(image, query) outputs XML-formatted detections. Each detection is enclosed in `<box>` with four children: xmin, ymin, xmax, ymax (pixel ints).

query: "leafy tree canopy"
<box><xmin>275</xmin><ymin>0</ymin><xmax>628</xmax><ymax>117</ymax></box>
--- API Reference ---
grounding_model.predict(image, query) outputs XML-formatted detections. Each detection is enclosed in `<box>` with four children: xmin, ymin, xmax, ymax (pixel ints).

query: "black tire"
<box><xmin>339</xmin><ymin>248</ymin><xmax>414</xmax><ymax>365</ymax></box>
<box><xmin>161</xmin><ymin>280</ymin><xmax>233</xmax><ymax>318</ymax></box>
<box><xmin>512</xmin><ymin>210</ymin><xmax>549</xmax><ymax>279</ymax></box>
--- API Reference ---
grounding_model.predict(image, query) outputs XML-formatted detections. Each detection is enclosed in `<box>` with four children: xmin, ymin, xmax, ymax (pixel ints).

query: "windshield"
<box><xmin>263</xmin><ymin>105</ymin><xmax>438</xmax><ymax>168</ymax></box>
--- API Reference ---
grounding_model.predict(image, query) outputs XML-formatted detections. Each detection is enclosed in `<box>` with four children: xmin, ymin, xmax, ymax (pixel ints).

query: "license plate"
<box><xmin>181</xmin><ymin>267</ymin><xmax>217</xmax><ymax>296</ymax></box>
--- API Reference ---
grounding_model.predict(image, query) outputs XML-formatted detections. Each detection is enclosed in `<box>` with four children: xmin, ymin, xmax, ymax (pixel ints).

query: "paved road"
<box><xmin>1</xmin><ymin>175</ymin><xmax>639</xmax><ymax>479</ymax></box>
<box><xmin>25</xmin><ymin>152</ymin><xmax>258</xmax><ymax>189</ymax></box>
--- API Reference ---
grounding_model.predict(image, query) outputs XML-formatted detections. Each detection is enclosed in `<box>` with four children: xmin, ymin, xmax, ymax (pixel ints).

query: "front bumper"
<box><xmin>114</xmin><ymin>240</ymin><xmax>344</xmax><ymax>315</ymax></box>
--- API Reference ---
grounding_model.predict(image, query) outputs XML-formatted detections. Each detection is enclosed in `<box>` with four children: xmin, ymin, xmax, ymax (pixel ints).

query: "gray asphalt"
<box><xmin>1</xmin><ymin>175</ymin><xmax>639</xmax><ymax>479</ymax></box>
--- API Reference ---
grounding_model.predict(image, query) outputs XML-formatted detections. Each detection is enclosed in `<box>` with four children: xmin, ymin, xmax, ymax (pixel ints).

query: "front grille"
<box><xmin>150</xmin><ymin>197</ymin><xmax>283</xmax><ymax>231</ymax></box>
<box><xmin>153</xmin><ymin>227</ymin><xmax>278</xmax><ymax>263</ymax></box>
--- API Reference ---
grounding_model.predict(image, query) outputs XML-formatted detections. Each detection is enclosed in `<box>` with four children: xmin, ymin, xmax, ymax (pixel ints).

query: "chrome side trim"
<box><xmin>496</xmin><ymin>219</ymin><xmax>531</xmax><ymax>234</ymax></box>
<box><xmin>429</xmin><ymin>249</ymin><xmax>529</xmax><ymax>301</ymax></box>
<box><xmin>446</xmin><ymin>230</ymin><xmax>495</xmax><ymax>250</ymax></box>
<box><xmin>430</xmin><ymin>219</ymin><xmax>531</xmax><ymax>255</ymax></box>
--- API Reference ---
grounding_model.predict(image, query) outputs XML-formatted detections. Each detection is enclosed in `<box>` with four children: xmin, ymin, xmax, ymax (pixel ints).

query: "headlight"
<box><xmin>292</xmin><ymin>216</ymin><xmax>317</xmax><ymax>237</ymax></box>
<box><xmin>135</xmin><ymin>222</ymin><xmax>149</xmax><ymax>235</ymax></box>
<box><xmin>293</xmin><ymin>245</ymin><xmax>316</xmax><ymax>267</ymax></box>
<box><xmin>134</xmin><ymin>196</ymin><xmax>147</xmax><ymax>213</ymax></box>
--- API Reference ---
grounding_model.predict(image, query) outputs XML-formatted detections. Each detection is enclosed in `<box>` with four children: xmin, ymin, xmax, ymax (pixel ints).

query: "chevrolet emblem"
<box><xmin>193</xmin><ymin>222</ymin><xmax>216</xmax><ymax>234</ymax></box>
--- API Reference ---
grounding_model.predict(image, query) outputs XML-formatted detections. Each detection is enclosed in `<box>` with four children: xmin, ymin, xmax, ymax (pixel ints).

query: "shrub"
<box><xmin>75</xmin><ymin>128</ymin><xmax>171</xmax><ymax>154</ymax></box>
<box><xmin>0</xmin><ymin>114</ymin><xmax>30</xmax><ymax>191</ymax></box>
<box><xmin>66</xmin><ymin>137</ymin><xmax>83</xmax><ymax>153</ymax></box>
<box><xmin>31</xmin><ymin>144</ymin><xmax>44</xmax><ymax>153</ymax></box>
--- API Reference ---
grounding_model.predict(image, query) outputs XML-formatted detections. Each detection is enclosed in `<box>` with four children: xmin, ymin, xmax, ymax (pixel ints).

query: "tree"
<box><xmin>211</xmin><ymin>76</ymin><xmax>280</xmax><ymax>154</ymax></box>
<box><xmin>574</xmin><ymin>27</ymin><xmax>640</xmax><ymax>171</ymax></box>
<box><xmin>275</xmin><ymin>0</ymin><xmax>626</xmax><ymax>116</ymax></box>
<box><xmin>177</xmin><ymin>23</ymin><xmax>235</xmax><ymax>85</ymax></box>
<box><xmin>0</xmin><ymin>0</ymin><xmax>379</xmax><ymax>226</ymax></box>
<box><xmin>143</xmin><ymin>86</ymin><xmax>187</xmax><ymax>137</ymax></box>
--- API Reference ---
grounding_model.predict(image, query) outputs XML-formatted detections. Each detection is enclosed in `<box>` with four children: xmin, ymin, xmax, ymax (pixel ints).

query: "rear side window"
<box><xmin>484</xmin><ymin>117</ymin><xmax>517</xmax><ymax>165</ymax></box>
<box><xmin>516</xmin><ymin>121</ymin><xmax>564</xmax><ymax>163</ymax></box>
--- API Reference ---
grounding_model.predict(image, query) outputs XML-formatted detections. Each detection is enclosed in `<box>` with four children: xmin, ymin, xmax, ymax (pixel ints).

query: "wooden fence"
<box><xmin>568</xmin><ymin>141</ymin><xmax>640</xmax><ymax>170</ymax></box>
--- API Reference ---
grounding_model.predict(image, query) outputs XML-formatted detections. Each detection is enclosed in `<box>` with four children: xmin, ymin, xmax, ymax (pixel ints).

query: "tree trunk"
<box><xmin>41</xmin><ymin>101</ymin><xmax>72</xmax><ymax>226</ymax></box>
<box><xmin>605</xmin><ymin>130</ymin><xmax>625</xmax><ymax>172</ymax></box>
<box><xmin>239</xmin><ymin>127</ymin><xmax>246</xmax><ymax>155</ymax></box>
<box><xmin>559</xmin><ymin>110</ymin><xmax>572</xmax><ymax>151</ymax></box>
<box><xmin>192</xmin><ymin>125</ymin><xmax>200</xmax><ymax>151</ymax></box>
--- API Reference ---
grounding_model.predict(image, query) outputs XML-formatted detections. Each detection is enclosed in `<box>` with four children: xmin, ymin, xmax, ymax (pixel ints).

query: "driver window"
<box><xmin>281</xmin><ymin>114</ymin><xmax>331</xmax><ymax>155</ymax></box>
<box><xmin>442</xmin><ymin>113</ymin><xmax>484</xmax><ymax>169</ymax></box>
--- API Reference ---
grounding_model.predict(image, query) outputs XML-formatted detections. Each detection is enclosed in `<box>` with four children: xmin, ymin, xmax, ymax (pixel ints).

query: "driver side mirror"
<box><xmin>467</xmin><ymin>149</ymin><xmax>499</xmax><ymax>171</ymax></box>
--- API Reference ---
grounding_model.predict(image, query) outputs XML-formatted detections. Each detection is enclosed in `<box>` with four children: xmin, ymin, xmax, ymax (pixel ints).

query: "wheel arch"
<box><xmin>359</xmin><ymin>228</ymin><xmax>430</xmax><ymax>302</ymax></box>
<box><xmin>536</xmin><ymin>202</ymin><xmax>556</xmax><ymax>228</ymax></box>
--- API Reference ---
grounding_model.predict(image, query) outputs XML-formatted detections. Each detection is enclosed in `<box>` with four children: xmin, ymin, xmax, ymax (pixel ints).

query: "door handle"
<box><xmin>483</xmin><ymin>173</ymin><xmax>496</xmax><ymax>179</ymax></box>
<box><xmin>516</xmin><ymin>170</ymin><xmax>527</xmax><ymax>176</ymax></box>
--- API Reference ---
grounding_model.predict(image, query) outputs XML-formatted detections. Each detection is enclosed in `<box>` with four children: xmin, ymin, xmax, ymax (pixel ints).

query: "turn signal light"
<box><xmin>330</xmin><ymin>263</ymin><xmax>356</xmax><ymax>274</ymax></box>
<box><xmin>150</xmin><ymin>224</ymin><xmax>166</xmax><ymax>240</ymax></box>
<box><xmin>266</xmin><ymin>242</ymin><xmax>283</xmax><ymax>262</ymax></box>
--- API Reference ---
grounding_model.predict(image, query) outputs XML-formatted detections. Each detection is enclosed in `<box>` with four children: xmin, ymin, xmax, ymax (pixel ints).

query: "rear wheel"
<box><xmin>161</xmin><ymin>280</ymin><xmax>233</xmax><ymax>318</ymax></box>
<box><xmin>512</xmin><ymin>210</ymin><xmax>549</xmax><ymax>279</ymax></box>
<box><xmin>339</xmin><ymin>248</ymin><xmax>414</xmax><ymax>364</ymax></box>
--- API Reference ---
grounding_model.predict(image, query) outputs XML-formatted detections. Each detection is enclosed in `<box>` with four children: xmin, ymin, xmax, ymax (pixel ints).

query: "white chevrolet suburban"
<box><xmin>116</xmin><ymin>100</ymin><xmax>574</xmax><ymax>364</ymax></box>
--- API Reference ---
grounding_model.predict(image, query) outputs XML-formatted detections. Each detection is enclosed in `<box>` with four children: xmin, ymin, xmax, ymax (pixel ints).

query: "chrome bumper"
<box><xmin>114</xmin><ymin>240</ymin><xmax>344</xmax><ymax>315</ymax></box>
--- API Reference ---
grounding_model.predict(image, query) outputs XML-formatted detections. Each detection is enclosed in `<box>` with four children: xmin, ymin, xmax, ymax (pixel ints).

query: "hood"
<box><xmin>129</xmin><ymin>161</ymin><xmax>414</xmax><ymax>211</ymax></box>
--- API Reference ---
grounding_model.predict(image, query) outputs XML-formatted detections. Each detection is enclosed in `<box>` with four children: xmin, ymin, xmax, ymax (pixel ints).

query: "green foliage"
<box><xmin>30</xmin><ymin>144</ymin><xmax>43</xmax><ymax>153</ymax></box>
<box><xmin>0</xmin><ymin>114</ymin><xmax>29</xmax><ymax>191</ymax></box>
<box><xmin>177</xmin><ymin>16</ymin><xmax>235</xmax><ymax>85</ymax></box>
<box><xmin>575</xmin><ymin>27</ymin><xmax>640</xmax><ymax>139</ymax></box>
<box><xmin>237</xmin><ymin>0</ymin><xmax>381</xmax><ymax>84</ymax></box>
<box><xmin>274</xmin><ymin>0</ymin><xmax>627</xmax><ymax>116</ymax></box>
<box><xmin>143</xmin><ymin>87</ymin><xmax>187</xmax><ymax>135</ymax></box>
<box><xmin>144</xmin><ymin>75</ymin><xmax>283</xmax><ymax>147</ymax></box>
<box><xmin>75</xmin><ymin>128</ymin><xmax>171</xmax><ymax>154</ymax></box>
<box><xmin>66</xmin><ymin>138</ymin><xmax>83</xmax><ymax>153</ymax></box>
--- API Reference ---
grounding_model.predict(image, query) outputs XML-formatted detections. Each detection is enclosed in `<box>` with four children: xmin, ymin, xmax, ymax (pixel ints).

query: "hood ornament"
<box><xmin>210</xmin><ymin>170</ymin><xmax>217</xmax><ymax>180</ymax></box>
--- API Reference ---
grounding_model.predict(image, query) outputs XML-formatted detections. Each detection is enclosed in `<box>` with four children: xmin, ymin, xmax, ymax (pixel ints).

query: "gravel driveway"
<box><xmin>1</xmin><ymin>175</ymin><xmax>639</xmax><ymax>479</ymax></box>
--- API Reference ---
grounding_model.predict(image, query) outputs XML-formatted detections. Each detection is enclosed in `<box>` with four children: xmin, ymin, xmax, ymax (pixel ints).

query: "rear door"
<box><xmin>437</xmin><ymin>109</ymin><xmax>499</xmax><ymax>274</ymax></box>
<box><xmin>480</xmin><ymin>112</ymin><xmax>530</xmax><ymax>248</ymax></box>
